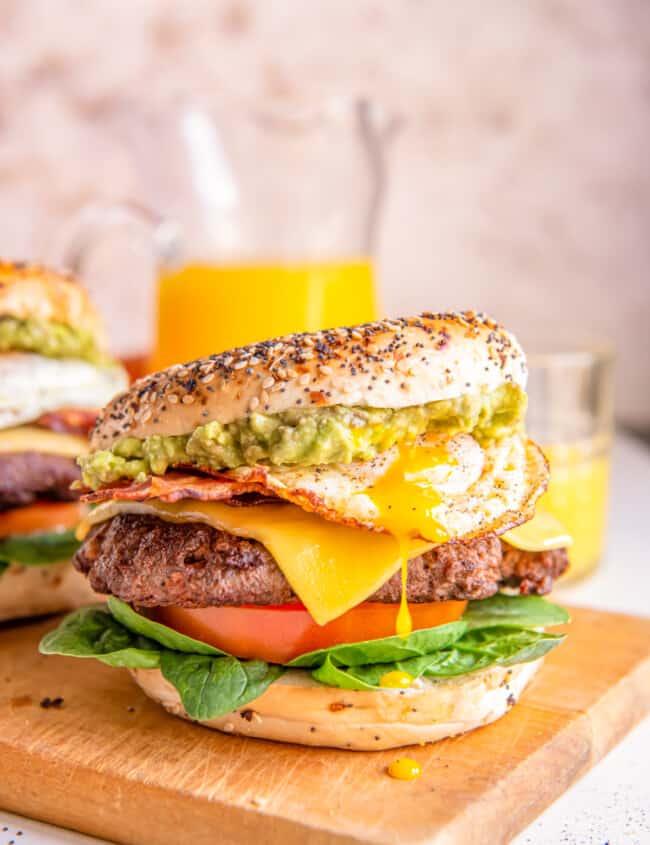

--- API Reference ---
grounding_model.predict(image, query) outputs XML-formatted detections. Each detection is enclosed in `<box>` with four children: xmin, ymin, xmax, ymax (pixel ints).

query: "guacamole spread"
<box><xmin>0</xmin><ymin>316</ymin><xmax>104</xmax><ymax>363</ymax></box>
<box><xmin>80</xmin><ymin>383</ymin><xmax>526</xmax><ymax>489</ymax></box>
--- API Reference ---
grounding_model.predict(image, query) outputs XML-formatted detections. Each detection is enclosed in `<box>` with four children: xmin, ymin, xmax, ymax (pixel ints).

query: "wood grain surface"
<box><xmin>0</xmin><ymin>607</ymin><xmax>648</xmax><ymax>845</ymax></box>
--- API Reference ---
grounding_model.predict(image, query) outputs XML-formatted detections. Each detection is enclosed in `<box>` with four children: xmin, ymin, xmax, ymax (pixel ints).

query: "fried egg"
<box><xmin>224</xmin><ymin>432</ymin><xmax>549</xmax><ymax>544</ymax></box>
<box><xmin>0</xmin><ymin>352</ymin><xmax>128</xmax><ymax>430</ymax></box>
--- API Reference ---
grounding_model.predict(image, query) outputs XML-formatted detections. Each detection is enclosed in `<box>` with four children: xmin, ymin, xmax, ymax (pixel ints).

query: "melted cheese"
<box><xmin>83</xmin><ymin>439</ymin><xmax>564</xmax><ymax>629</ymax></box>
<box><xmin>502</xmin><ymin>508</ymin><xmax>573</xmax><ymax>552</ymax></box>
<box><xmin>84</xmin><ymin>499</ymin><xmax>435</xmax><ymax>626</ymax></box>
<box><xmin>0</xmin><ymin>425</ymin><xmax>88</xmax><ymax>457</ymax></box>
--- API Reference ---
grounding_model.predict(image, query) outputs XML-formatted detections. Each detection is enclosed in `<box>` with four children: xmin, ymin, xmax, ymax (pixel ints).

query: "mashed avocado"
<box><xmin>0</xmin><ymin>316</ymin><xmax>104</xmax><ymax>363</ymax></box>
<box><xmin>80</xmin><ymin>383</ymin><xmax>527</xmax><ymax>489</ymax></box>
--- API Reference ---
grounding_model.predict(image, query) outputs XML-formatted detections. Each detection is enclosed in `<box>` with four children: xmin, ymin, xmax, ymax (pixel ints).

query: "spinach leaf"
<box><xmin>287</xmin><ymin>620</ymin><xmax>467</xmax><ymax>669</ymax></box>
<box><xmin>289</xmin><ymin>596</ymin><xmax>566</xmax><ymax>671</ymax></box>
<box><xmin>39</xmin><ymin>606</ymin><xmax>162</xmax><ymax>669</ymax></box>
<box><xmin>0</xmin><ymin>529</ymin><xmax>81</xmax><ymax>566</ymax></box>
<box><xmin>39</xmin><ymin>594</ymin><xmax>569</xmax><ymax>704</ymax></box>
<box><xmin>40</xmin><ymin>603</ymin><xmax>283</xmax><ymax>719</ymax></box>
<box><xmin>454</xmin><ymin>626</ymin><xmax>566</xmax><ymax>665</ymax></box>
<box><xmin>463</xmin><ymin>594</ymin><xmax>569</xmax><ymax>630</ymax></box>
<box><xmin>160</xmin><ymin>652</ymin><xmax>284</xmax><ymax>720</ymax></box>
<box><xmin>108</xmin><ymin>597</ymin><xmax>226</xmax><ymax>656</ymax></box>
<box><xmin>313</xmin><ymin>627</ymin><xmax>565</xmax><ymax>690</ymax></box>
<box><xmin>312</xmin><ymin>655</ymin><xmax>378</xmax><ymax>690</ymax></box>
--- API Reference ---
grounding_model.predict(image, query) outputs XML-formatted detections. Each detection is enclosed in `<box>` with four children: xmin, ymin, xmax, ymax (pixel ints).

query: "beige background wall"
<box><xmin>0</xmin><ymin>0</ymin><xmax>648</xmax><ymax>426</ymax></box>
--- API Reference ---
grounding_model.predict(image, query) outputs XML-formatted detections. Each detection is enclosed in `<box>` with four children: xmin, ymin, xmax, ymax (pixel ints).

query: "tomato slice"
<box><xmin>152</xmin><ymin>600</ymin><xmax>468</xmax><ymax>664</ymax></box>
<box><xmin>0</xmin><ymin>501</ymin><xmax>85</xmax><ymax>539</ymax></box>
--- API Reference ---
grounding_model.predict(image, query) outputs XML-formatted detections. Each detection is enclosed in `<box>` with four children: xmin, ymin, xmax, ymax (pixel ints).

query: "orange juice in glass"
<box><xmin>54</xmin><ymin>98</ymin><xmax>395</xmax><ymax>367</ymax></box>
<box><xmin>526</xmin><ymin>346</ymin><xmax>614</xmax><ymax>581</ymax></box>
<box><xmin>538</xmin><ymin>439</ymin><xmax>610</xmax><ymax>580</ymax></box>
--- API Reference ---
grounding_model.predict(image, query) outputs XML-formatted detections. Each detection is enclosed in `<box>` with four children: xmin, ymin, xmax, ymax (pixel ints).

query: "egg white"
<box><xmin>226</xmin><ymin>432</ymin><xmax>548</xmax><ymax>543</ymax></box>
<box><xmin>0</xmin><ymin>352</ymin><xmax>128</xmax><ymax>430</ymax></box>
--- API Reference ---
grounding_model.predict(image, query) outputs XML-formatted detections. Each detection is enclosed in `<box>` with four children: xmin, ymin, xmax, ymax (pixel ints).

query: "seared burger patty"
<box><xmin>75</xmin><ymin>513</ymin><xmax>569</xmax><ymax>607</ymax></box>
<box><xmin>0</xmin><ymin>452</ymin><xmax>80</xmax><ymax>508</ymax></box>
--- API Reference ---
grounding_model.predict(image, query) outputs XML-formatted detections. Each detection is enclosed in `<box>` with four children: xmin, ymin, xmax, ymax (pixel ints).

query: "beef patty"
<box><xmin>0</xmin><ymin>452</ymin><xmax>80</xmax><ymax>508</ymax></box>
<box><xmin>75</xmin><ymin>513</ymin><xmax>569</xmax><ymax>607</ymax></box>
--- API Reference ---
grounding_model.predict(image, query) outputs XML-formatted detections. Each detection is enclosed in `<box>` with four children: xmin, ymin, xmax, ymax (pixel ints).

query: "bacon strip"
<box><xmin>37</xmin><ymin>408</ymin><xmax>98</xmax><ymax>436</ymax></box>
<box><xmin>80</xmin><ymin>467</ymin><xmax>382</xmax><ymax>532</ymax></box>
<box><xmin>81</xmin><ymin>472</ymin><xmax>270</xmax><ymax>504</ymax></box>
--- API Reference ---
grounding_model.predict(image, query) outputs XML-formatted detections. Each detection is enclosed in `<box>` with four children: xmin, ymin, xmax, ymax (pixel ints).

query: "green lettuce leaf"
<box><xmin>287</xmin><ymin>620</ymin><xmax>467</xmax><ymax>668</ymax></box>
<box><xmin>160</xmin><ymin>652</ymin><xmax>283</xmax><ymax>720</ymax></box>
<box><xmin>39</xmin><ymin>594</ymin><xmax>569</xmax><ymax>705</ymax></box>
<box><xmin>312</xmin><ymin>627</ymin><xmax>565</xmax><ymax>690</ymax></box>
<box><xmin>38</xmin><ymin>603</ymin><xmax>283</xmax><ymax>720</ymax></box>
<box><xmin>0</xmin><ymin>560</ymin><xmax>8</xmax><ymax>577</ymax></box>
<box><xmin>454</xmin><ymin>626</ymin><xmax>566</xmax><ymax>665</ymax></box>
<box><xmin>108</xmin><ymin>597</ymin><xmax>226</xmax><ymax>656</ymax></box>
<box><xmin>0</xmin><ymin>529</ymin><xmax>81</xmax><ymax>567</ymax></box>
<box><xmin>462</xmin><ymin>594</ymin><xmax>570</xmax><ymax>630</ymax></box>
<box><xmin>39</xmin><ymin>606</ymin><xmax>163</xmax><ymax>669</ymax></box>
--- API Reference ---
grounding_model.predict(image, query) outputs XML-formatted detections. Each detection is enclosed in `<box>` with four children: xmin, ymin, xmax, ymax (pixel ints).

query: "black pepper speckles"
<box><xmin>91</xmin><ymin>311</ymin><xmax>524</xmax><ymax>446</ymax></box>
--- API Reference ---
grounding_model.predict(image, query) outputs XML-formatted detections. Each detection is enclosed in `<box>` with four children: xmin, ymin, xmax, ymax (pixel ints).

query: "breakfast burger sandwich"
<box><xmin>0</xmin><ymin>261</ymin><xmax>127</xmax><ymax>621</ymax></box>
<box><xmin>41</xmin><ymin>312</ymin><xmax>571</xmax><ymax>749</ymax></box>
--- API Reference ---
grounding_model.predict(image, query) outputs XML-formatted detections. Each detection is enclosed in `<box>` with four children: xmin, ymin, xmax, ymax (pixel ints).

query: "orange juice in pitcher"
<box><xmin>54</xmin><ymin>98</ymin><xmax>396</xmax><ymax>369</ymax></box>
<box><xmin>153</xmin><ymin>258</ymin><xmax>377</xmax><ymax>370</ymax></box>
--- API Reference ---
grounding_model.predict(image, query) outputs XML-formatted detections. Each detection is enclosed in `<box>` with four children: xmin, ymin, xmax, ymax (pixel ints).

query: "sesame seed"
<box><xmin>249</xmin><ymin>396</ymin><xmax>260</xmax><ymax>411</ymax></box>
<box><xmin>168</xmin><ymin>394</ymin><xmax>179</xmax><ymax>404</ymax></box>
<box><xmin>319</xmin><ymin>365</ymin><xmax>333</xmax><ymax>376</ymax></box>
<box><xmin>181</xmin><ymin>395</ymin><xmax>194</xmax><ymax>404</ymax></box>
<box><xmin>200</xmin><ymin>373</ymin><xmax>214</xmax><ymax>384</ymax></box>
<box><xmin>299</xmin><ymin>373</ymin><xmax>310</xmax><ymax>386</ymax></box>
<box><xmin>262</xmin><ymin>376</ymin><xmax>275</xmax><ymax>389</ymax></box>
<box><xmin>233</xmin><ymin>360</ymin><xmax>248</xmax><ymax>370</ymax></box>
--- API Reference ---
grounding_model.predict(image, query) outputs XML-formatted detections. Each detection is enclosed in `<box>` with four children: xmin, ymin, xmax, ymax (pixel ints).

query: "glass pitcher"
<box><xmin>52</xmin><ymin>96</ymin><xmax>398</xmax><ymax>376</ymax></box>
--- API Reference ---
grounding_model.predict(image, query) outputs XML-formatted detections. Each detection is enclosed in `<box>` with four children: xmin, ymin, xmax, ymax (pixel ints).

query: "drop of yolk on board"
<box><xmin>387</xmin><ymin>757</ymin><xmax>422</xmax><ymax>780</ymax></box>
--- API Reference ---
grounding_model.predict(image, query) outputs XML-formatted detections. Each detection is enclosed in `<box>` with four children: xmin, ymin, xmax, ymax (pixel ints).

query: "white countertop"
<box><xmin>2</xmin><ymin>434</ymin><xmax>649</xmax><ymax>845</ymax></box>
<box><xmin>512</xmin><ymin>432</ymin><xmax>650</xmax><ymax>845</ymax></box>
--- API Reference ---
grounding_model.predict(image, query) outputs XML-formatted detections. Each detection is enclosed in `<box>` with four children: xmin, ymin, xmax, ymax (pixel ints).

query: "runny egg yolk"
<box><xmin>366</xmin><ymin>442</ymin><xmax>452</xmax><ymax>637</ymax></box>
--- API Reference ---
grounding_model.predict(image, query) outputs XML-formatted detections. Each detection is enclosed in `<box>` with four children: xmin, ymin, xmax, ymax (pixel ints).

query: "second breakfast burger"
<box><xmin>42</xmin><ymin>312</ymin><xmax>570</xmax><ymax>749</ymax></box>
<box><xmin>0</xmin><ymin>261</ymin><xmax>127</xmax><ymax>621</ymax></box>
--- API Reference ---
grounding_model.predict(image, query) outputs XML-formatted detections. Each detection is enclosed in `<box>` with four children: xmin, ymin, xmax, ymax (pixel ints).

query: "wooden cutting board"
<box><xmin>0</xmin><ymin>606</ymin><xmax>648</xmax><ymax>845</ymax></box>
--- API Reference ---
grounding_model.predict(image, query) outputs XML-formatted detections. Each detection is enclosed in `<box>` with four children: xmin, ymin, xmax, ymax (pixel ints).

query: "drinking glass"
<box><xmin>527</xmin><ymin>346</ymin><xmax>614</xmax><ymax>580</ymax></box>
<box><xmin>53</xmin><ymin>96</ymin><xmax>398</xmax><ymax>374</ymax></box>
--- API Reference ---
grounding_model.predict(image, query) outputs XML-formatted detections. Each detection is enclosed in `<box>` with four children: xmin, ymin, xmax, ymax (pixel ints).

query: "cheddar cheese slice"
<box><xmin>84</xmin><ymin>499</ymin><xmax>434</xmax><ymax>625</ymax></box>
<box><xmin>0</xmin><ymin>425</ymin><xmax>88</xmax><ymax>457</ymax></box>
<box><xmin>503</xmin><ymin>508</ymin><xmax>572</xmax><ymax>552</ymax></box>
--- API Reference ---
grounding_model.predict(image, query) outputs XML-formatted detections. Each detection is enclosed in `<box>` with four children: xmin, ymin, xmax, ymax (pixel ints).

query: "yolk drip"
<box><xmin>366</xmin><ymin>443</ymin><xmax>451</xmax><ymax>637</ymax></box>
<box><xmin>387</xmin><ymin>758</ymin><xmax>422</xmax><ymax>781</ymax></box>
<box><xmin>379</xmin><ymin>671</ymin><xmax>414</xmax><ymax>689</ymax></box>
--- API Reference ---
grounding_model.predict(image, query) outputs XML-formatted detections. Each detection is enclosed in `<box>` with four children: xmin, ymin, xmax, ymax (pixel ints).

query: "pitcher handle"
<box><xmin>50</xmin><ymin>200</ymin><xmax>183</xmax><ymax>280</ymax></box>
<box><xmin>357</xmin><ymin>100</ymin><xmax>403</xmax><ymax>252</ymax></box>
